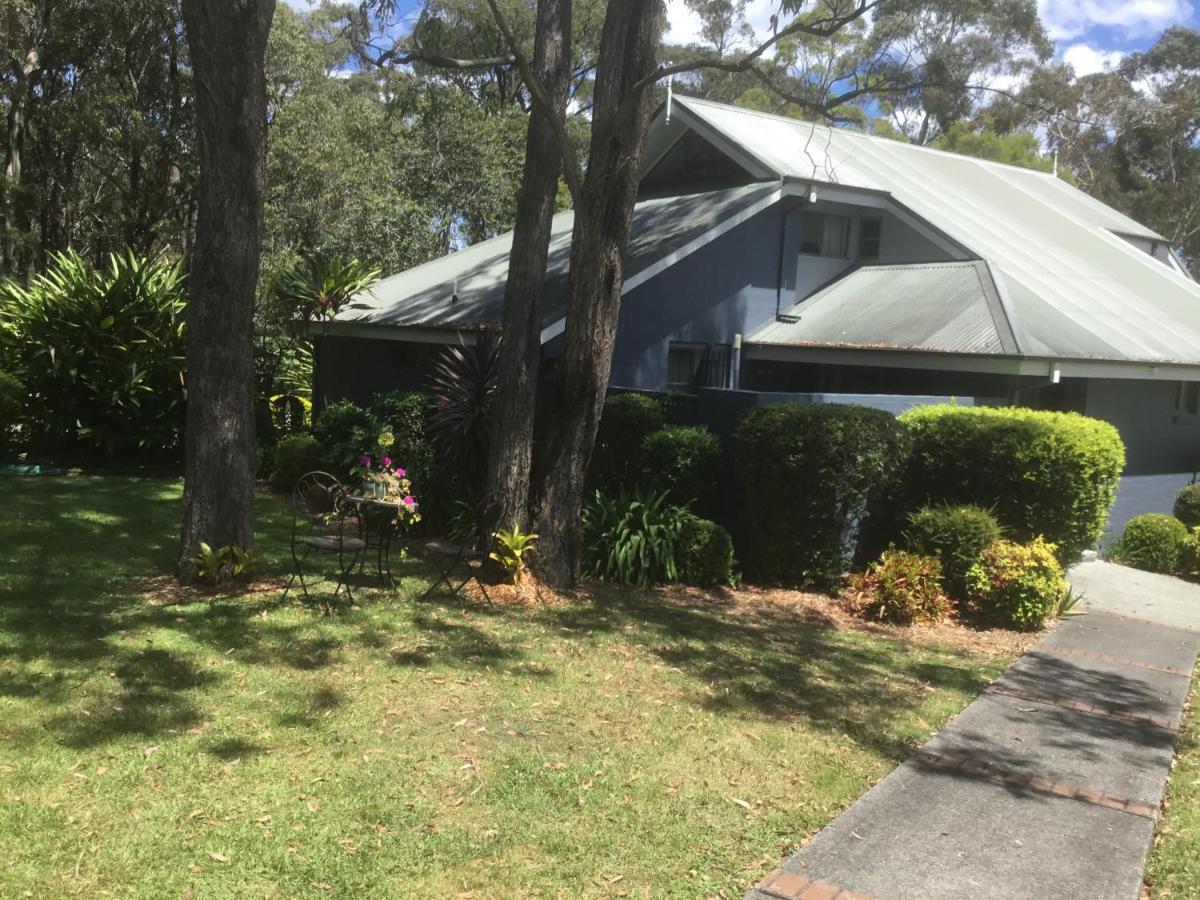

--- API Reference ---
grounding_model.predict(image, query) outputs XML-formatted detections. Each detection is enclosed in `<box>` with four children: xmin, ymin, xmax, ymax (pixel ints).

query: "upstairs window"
<box><xmin>667</xmin><ymin>342</ymin><xmax>730</xmax><ymax>393</ymax></box>
<box><xmin>859</xmin><ymin>218</ymin><xmax>882</xmax><ymax>260</ymax></box>
<box><xmin>798</xmin><ymin>213</ymin><xmax>849</xmax><ymax>258</ymax></box>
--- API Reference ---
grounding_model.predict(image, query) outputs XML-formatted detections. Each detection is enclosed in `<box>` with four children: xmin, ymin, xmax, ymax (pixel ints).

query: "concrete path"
<box><xmin>747</xmin><ymin>562</ymin><xmax>1200</xmax><ymax>900</ymax></box>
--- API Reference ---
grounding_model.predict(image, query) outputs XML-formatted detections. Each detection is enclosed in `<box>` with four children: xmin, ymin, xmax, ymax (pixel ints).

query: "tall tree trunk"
<box><xmin>177</xmin><ymin>0</ymin><xmax>275</xmax><ymax>576</ymax></box>
<box><xmin>3</xmin><ymin>45</ymin><xmax>39</xmax><ymax>276</ymax></box>
<box><xmin>533</xmin><ymin>0</ymin><xmax>662</xmax><ymax>586</ymax></box>
<box><xmin>482</xmin><ymin>0</ymin><xmax>572</xmax><ymax>536</ymax></box>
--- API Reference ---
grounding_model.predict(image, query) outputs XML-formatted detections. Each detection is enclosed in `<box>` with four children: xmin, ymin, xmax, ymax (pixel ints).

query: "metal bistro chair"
<box><xmin>284</xmin><ymin>471</ymin><xmax>366</xmax><ymax>603</ymax></box>
<box><xmin>421</xmin><ymin>539</ymin><xmax>492</xmax><ymax>605</ymax></box>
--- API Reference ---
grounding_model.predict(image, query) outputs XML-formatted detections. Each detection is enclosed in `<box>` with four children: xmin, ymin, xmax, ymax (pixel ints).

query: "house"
<box><xmin>320</xmin><ymin>96</ymin><xmax>1200</xmax><ymax>475</ymax></box>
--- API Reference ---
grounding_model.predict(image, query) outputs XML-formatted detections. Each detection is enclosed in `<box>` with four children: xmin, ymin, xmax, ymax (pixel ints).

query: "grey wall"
<box><xmin>1084</xmin><ymin>377</ymin><xmax>1200</xmax><ymax>475</ymax></box>
<box><xmin>609</xmin><ymin>198</ymin><xmax>956</xmax><ymax>391</ymax></box>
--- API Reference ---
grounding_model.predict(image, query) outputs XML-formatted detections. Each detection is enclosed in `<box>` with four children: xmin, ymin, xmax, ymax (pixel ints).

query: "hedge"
<box><xmin>589</xmin><ymin>393</ymin><xmax>665</xmax><ymax>493</ymax></box>
<box><xmin>902</xmin><ymin>504</ymin><xmax>1002</xmax><ymax>600</ymax></box>
<box><xmin>1110</xmin><ymin>513</ymin><xmax>1189</xmax><ymax>574</ymax></box>
<box><xmin>1173</xmin><ymin>484</ymin><xmax>1200</xmax><ymax>529</ymax></box>
<box><xmin>640</xmin><ymin>425</ymin><xmax>722</xmax><ymax>510</ymax></box>
<box><xmin>271</xmin><ymin>434</ymin><xmax>322</xmax><ymax>492</ymax></box>
<box><xmin>675</xmin><ymin>515</ymin><xmax>735</xmax><ymax>587</ymax></box>
<box><xmin>735</xmin><ymin>403</ymin><xmax>910</xmax><ymax>590</ymax></box>
<box><xmin>898</xmin><ymin>405</ymin><xmax>1124</xmax><ymax>564</ymax></box>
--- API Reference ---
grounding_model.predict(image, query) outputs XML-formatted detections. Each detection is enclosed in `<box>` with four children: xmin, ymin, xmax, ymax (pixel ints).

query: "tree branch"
<box><xmin>629</xmin><ymin>0</ymin><xmax>883</xmax><ymax>95</ymax></box>
<box><xmin>482</xmin><ymin>0</ymin><xmax>582</xmax><ymax>202</ymax></box>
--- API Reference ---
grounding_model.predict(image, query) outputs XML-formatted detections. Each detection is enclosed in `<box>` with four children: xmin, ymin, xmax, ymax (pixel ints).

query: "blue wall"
<box><xmin>606</xmin><ymin>198</ymin><xmax>954</xmax><ymax>392</ymax></box>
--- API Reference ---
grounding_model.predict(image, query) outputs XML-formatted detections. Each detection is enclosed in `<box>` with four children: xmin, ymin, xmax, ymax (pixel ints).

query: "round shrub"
<box><xmin>313</xmin><ymin>399</ymin><xmax>380</xmax><ymax>479</ymax></box>
<box><xmin>271</xmin><ymin>434</ymin><xmax>323</xmax><ymax>492</ymax></box>
<box><xmin>0</xmin><ymin>370</ymin><xmax>24</xmax><ymax>456</ymax></box>
<box><xmin>898</xmin><ymin>405</ymin><xmax>1125</xmax><ymax>565</ymax></box>
<box><xmin>902</xmin><ymin>504</ymin><xmax>1002</xmax><ymax>600</ymax></box>
<box><xmin>844</xmin><ymin>550</ymin><xmax>951</xmax><ymax>625</ymax></box>
<box><xmin>1110</xmin><ymin>513</ymin><xmax>1189</xmax><ymax>574</ymax></box>
<box><xmin>964</xmin><ymin>537</ymin><xmax>1066</xmax><ymax>631</ymax></box>
<box><xmin>675</xmin><ymin>515</ymin><xmax>735</xmax><ymax>587</ymax></box>
<box><xmin>735</xmin><ymin>403</ymin><xmax>911</xmax><ymax>590</ymax></box>
<box><xmin>1173</xmin><ymin>484</ymin><xmax>1200</xmax><ymax>529</ymax></box>
<box><xmin>640</xmin><ymin>425</ymin><xmax>722</xmax><ymax>509</ymax></box>
<box><xmin>589</xmin><ymin>393</ymin><xmax>665</xmax><ymax>493</ymax></box>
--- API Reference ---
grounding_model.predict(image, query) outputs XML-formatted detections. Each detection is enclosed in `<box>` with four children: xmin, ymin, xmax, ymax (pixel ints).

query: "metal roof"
<box><xmin>335</xmin><ymin>182</ymin><xmax>779</xmax><ymax>332</ymax></box>
<box><xmin>673</xmin><ymin>97</ymin><xmax>1200</xmax><ymax>366</ymax></box>
<box><xmin>749</xmin><ymin>261</ymin><xmax>1018</xmax><ymax>355</ymax></box>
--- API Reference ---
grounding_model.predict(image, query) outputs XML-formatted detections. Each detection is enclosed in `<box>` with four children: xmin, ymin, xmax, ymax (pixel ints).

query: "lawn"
<box><xmin>0</xmin><ymin>476</ymin><xmax>1012</xmax><ymax>898</ymax></box>
<box><xmin>1147</xmin><ymin>671</ymin><xmax>1200</xmax><ymax>898</ymax></box>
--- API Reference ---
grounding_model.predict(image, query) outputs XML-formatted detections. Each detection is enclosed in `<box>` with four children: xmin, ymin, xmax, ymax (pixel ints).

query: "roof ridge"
<box><xmin>674</xmin><ymin>95</ymin><xmax>1061</xmax><ymax>181</ymax></box>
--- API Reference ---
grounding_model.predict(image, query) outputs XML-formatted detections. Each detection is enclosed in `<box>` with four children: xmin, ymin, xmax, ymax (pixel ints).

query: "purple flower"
<box><xmin>360</xmin><ymin>455</ymin><xmax>372</xmax><ymax>469</ymax></box>
<box><xmin>382</xmin><ymin>455</ymin><xmax>393</xmax><ymax>468</ymax></box>
<box><xmin>402</xmin><ymin>495</ymin><xmax>415</xmax><ymax>507</ymax></box>
<box><xmin>396</xmin><ymin>467</ymin><xmax>407</xmax><ymax>478</ymax></box>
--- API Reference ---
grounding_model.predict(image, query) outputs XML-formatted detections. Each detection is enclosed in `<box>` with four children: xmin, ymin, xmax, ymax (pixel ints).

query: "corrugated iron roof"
<box><xmin>675</xmin><ymin>97</ymin><xmax>1200</xmax><ymax>366</ymax></box>
<box><xmin>336</xmin><ymin>182</ymin><xmax>778</xmax><ymax>331</ymax></box>
<box><xmin>749</xmin><ymin>261</ymin><xmax>1017</xmax><ymax>355</ymax></box>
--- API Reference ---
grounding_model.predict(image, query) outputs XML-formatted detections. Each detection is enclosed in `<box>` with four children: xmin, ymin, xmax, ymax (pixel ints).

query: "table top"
<box><xmin>347</xmin><ymin>494</ymin><xmax>407</xmax><ymax>510</ymax></box>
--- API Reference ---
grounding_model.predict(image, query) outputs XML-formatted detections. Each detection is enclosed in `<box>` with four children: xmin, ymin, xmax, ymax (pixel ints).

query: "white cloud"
<box><xmin>1038</xmin><ymin>0</ymin><xmax>1194</xmax><ymax>41</ymax></box>
<box><xmin>1061</xmin><ymin>42</ymin><xmax>1127</xmax><ymax>75</ymax></box>
<box><xmin>663</xmin><ymin>0</ymin><xmax>705</xmax><ymax>45</ymax></box>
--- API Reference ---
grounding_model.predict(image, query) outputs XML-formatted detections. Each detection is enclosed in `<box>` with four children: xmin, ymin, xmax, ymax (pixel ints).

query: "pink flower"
<box><xmin>382</xmin><ymin>455</ymin><xmax>393</xmax><ymax>468</ymax></box>
<box><xmin>396</xmin><ymin>467</ymin><xmax>407</xmax><ymax>478</ymax></box>
<box><xmin>360</xmin><ymin>455</ymin><xmax>372</xmax><ymax>469</ymax></box>
<box><xmin>402</xmin><ymin>496</ymin><xmax>415</xmax><ymax>507</ymax></box>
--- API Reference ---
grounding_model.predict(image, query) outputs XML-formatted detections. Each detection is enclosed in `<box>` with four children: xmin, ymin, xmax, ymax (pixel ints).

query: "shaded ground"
<box><xmin>0</xmin><ymin>476</ymin><xmax>1010</xmax><ymax>898</ymax></box>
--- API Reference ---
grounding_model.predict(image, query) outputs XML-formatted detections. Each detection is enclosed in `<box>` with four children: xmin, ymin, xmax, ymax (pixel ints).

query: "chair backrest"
<box><xmin>291</xmin><ymin>471</ymin><xmax>346</xmax><ymax>535</ymax></box>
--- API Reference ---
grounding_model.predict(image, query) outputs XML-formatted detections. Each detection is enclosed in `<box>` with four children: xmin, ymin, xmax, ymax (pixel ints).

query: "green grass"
<box><xmin>0</xmin><ymin>476</ymin><xmax>1011</xmax><ymax>898</ymax></box>
<box><xmin>1147</xmin><ymin>671</ymin><xmax>1200</xmax><ymax>897</ymax></box>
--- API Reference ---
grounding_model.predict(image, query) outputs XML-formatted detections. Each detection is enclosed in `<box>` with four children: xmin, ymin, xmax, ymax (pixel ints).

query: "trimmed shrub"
<box><xmin>1179</xmin><ymin>526</ymin><xmax>1200</xmax><ymax>578</ymax></box>
<box><xmin>640</xmin><ymin>425</ymin><xmax>722</xmax><ymax>509</ymax></box>
<box><xmin>589</xmin><ymin>393</ymin><xmax>665</xmax><ymax>492</ymax></box>
<box><xmin>0</xmin><ymin>370</ymin><xmax>23</xmax><ymax>456</ymax></box>
<box><xmin>1173</xmin><ymin>484</ymin><xmax>1200</xmax><ymax>529</ymax></box>
<box><xmin>899</xmin><ymin>405</ymin><xmax>1125</xmax><ymax>564</ymax></box>
<box><xmin>1109</xmin><ymin>513</ymin><xmax>1189</xmax><ymax>574</ymax></box>
<box><xmin>964</xmin><ymin>537</ymin><xmax>1066</xmax><ymax>631</ymax></box>
<box><xmin>675</xmin><ymin>515</ymin><xmax>735</xmax><ymax>587</ymax></box>
<box><xmin>844</xmin><ymin>550</ymin><xmax>951</xmax><ymax>625</ymax></box>
<box><xmin>581</xmin><ymin>488</ymin><xmax>689</xmax><ymax>587</ymax></box>
<box><xmin>271</xmin><ymin>434</ymin><xmax>322</xmax><ymax>492</ymax></box>
<box><xmin>735</xmin><ymin>403</ymin><xmax>911</xmax><ymax>590</ymax></box>
<box><xmin>902</xmin><ymin>504</ymin><xmax>1002</xmax><ymax>600</ymax></box>
<box><xmin>313</xmin><ymin>400</ymin><xmax>381</xmax><ymax>479</ymax></box>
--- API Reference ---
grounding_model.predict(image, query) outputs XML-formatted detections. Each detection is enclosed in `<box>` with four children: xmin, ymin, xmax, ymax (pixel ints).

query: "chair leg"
<box><xmin>288</xmin><ymin>544</ymin><xmax>313</xmax><ymax>601</ymax></box>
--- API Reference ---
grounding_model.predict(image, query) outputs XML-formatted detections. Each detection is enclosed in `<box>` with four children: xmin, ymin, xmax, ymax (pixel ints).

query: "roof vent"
<box><xmin>777</xmin><ymin>313</ymin><xmax>799</xmax><ymax>324</ymax></box>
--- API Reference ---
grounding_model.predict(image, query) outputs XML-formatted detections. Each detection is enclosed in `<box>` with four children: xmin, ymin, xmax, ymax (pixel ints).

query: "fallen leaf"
<box><xmin>143</xmin><ymin>746</ymin><xmax>158</xmax><ymax>758</ymax></box>
<box><xmin>208</xmin><ymin>852</ymin><xmax>228</xmax><ymax>864</ymax></box>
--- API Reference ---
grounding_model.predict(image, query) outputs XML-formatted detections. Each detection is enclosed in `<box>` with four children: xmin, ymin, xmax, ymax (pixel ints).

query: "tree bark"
<box><xmin>177</xmin><ymin>0</ymin><xmax>275</xmax><ymax>576</ymax></box>
<box><xmin>532</xmin><ymin>0</ymin><xmax>662</xmax><ymax>586</ymax></box>
<box><xmin>482</xmin><ymin>0</ymin><xmax>572</xmax><ymax>537</ymax></box>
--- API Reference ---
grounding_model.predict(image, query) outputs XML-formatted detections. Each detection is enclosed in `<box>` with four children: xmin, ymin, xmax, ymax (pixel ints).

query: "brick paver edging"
<box><xmin>986</xmin><ymin>683</ymin><xmax>1179</xmax><ymax>730</ymax></box>
<box><xmin>755</xmin><ymin>868</ymin><xmax>870</xmax><ymax>899</ymax></box>
<box><xmin>1081</xmin><ymin>607</ymin><xmax>1200</xmax><ymax>637</ymax></box>
<box><xmin>911</xmin><ymin>750</ymin><xmax>1159</xmax><ymax>819</ymax></box>
<box><xmin>1047</xmin><ymin>644</ymin><xmax>1193</xmax><ymax>678</ymax></box>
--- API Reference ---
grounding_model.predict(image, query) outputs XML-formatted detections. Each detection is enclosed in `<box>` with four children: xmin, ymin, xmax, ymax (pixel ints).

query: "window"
<box><xmin>798</xmin><ymin>213</ymin><xmax>850</xmax><ymax>258</ymax></box>
<box><xmin>1177</xmin><ymin>382</ymin><xmax>1199</xmax><ymax>418</ymax></box>
<box><xmin>667</xmin><ymin>342</ymin><xmax>731</xmax><ymax>393</ymax></box>
<box><xmin>859</xmin><ymin>218</ymin><xmax>882</xmax><ymax>260</ymax></box>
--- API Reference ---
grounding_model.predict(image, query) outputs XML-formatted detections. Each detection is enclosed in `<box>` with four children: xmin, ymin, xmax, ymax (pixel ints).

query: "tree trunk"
<box><xmin>533</xmin><ymin>0</ymin><xmax>662</xmax><ymax>587</ymax></box>
<box><xmin>3</xmin><ymin>45</ymin><xmax>39</xmax><ymax>276</ymax></box>
<box><xmin>482</xmin><ymin>0</ymin><xmax>572</xmax><ymax>537</ymax></box>
<box><xmin>177</xmin><ymin>0</ymin><xmax>275</xmax><ymax>577</ymax></box>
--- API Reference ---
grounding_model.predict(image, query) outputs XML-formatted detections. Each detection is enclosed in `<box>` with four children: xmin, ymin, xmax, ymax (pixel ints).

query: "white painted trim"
<box><xmin>318</xmin><ymin>322</ymin><xmax>477</xmax><ymax>344</ymax></box>
<box><xmin>538</xmin><ymin>184</ymin><xmax>784</xmax><ymax>345</ymax></box>
<box><xmin>743</xmin><ymin>342</ymin><xmax>1200</xmax><ymax>381</ymax></box>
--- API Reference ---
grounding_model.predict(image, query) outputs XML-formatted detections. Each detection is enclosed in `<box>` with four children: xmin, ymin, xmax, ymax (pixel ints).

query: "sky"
<box><xmin>285</xmin><ymin>0</ymin><xmax>1198</xmax><ymax>78</ymax></box>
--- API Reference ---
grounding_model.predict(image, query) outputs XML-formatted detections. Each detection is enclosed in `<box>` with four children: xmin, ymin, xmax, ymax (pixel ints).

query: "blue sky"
<box><xmin>285</xmin><ymin>0</ymin><xmax>1198</xmax><ymax>77</ymax></box>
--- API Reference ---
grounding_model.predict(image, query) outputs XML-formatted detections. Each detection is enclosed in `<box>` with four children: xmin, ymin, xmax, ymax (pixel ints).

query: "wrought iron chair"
<box><xmin>420</xmin><ymin>539</ymin><xmax>493</xmax><ymax>605</ymax></box>
<box><xmin>284</xmin><ymin>471</ymin><xmax>366</xmax><ymax>603</ymax></box>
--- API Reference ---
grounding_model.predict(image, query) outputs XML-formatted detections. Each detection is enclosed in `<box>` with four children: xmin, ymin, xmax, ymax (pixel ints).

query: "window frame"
<box><xmin>858</xmin><ymin>218</ymin><xmax>883</xmax><ymax>261</ymax></box>
<box><xmin>666</xmin><ymin>341</ymin><xmax>732</xmax><ymax>394</ymax></box>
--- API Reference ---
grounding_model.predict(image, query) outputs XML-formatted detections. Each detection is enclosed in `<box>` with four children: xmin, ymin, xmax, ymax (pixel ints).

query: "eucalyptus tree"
<box><xmin>177</xmin><ymin>0</ymin><xmax>275</xmax><ymax>576</ymax></box>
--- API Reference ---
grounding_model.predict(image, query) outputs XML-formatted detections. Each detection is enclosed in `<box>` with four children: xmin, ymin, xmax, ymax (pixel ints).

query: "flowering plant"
<box><xmin>358</xmin><ymin>431</ymin><xmax>420</xmax><ymax>526</ymax></box>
